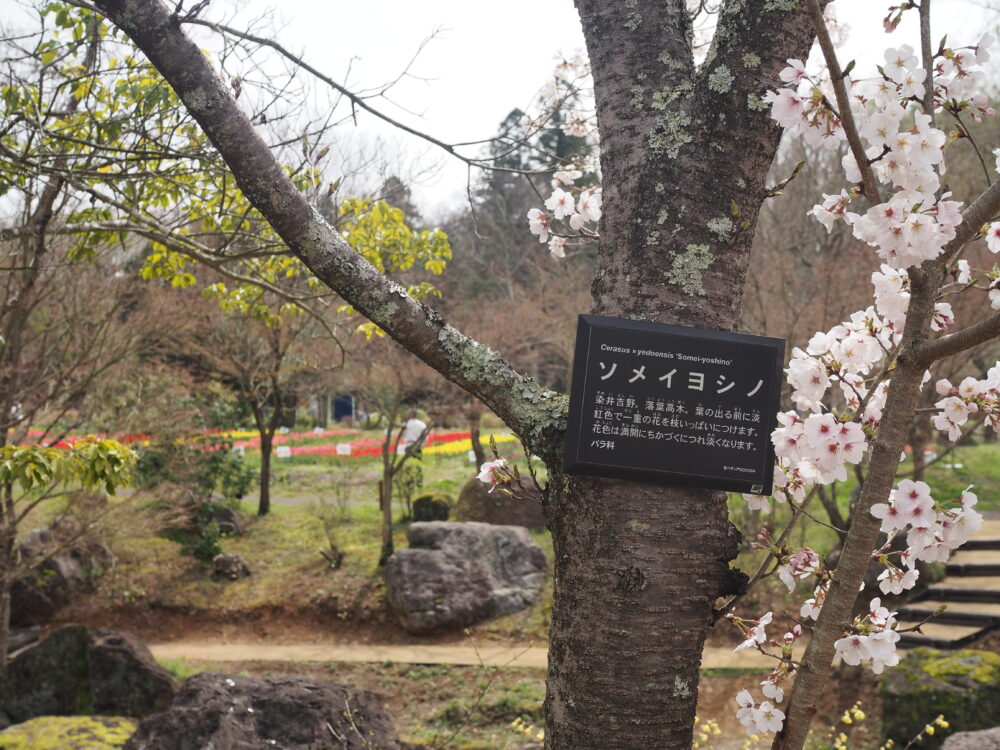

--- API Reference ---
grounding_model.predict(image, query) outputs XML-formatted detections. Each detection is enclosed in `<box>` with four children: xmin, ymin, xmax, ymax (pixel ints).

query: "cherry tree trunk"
<box><xmin>543</xmin><ymin>471</ymin><xmax>740</xmax><ymax>746</ymax></box>
<box><xmin>535</xmin><ymin>5</ymin><xmax>817</xmax><ymax>745</ymax></box>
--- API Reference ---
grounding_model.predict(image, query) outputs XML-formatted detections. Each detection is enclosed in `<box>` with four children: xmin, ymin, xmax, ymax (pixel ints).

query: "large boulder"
<box><xmin>943</xmin><ymin>727</ymin><xmax>1000</xmax><ymax>750</ymax></box>
<box><xmin>0</xmin><ymin>625</ymin><xmax>175</xmax><ymax>724</ymax></box>
<box><xmin>454</xmin><ymin>478</ymin><xmax>546</xmax><ymax>529</ymax></box>
<box><xmin>881</xmin><ymin>648</ymin><xmax>1000</xmax><ymax>749</ymax></box>
<box><xmin>124</xmin><ymin>672</ymin><xmax>406</xmax><ymax>750</ymax></box>
<box><xmin>89</xmin><ymin>630</ymin><xmax>176</xmax><ymax>718</ymax></box>
<box><xmin>12</xmin><ymin>519</ymin><xmax>113</xmax><ymax>627</ymax></box>
<box><xmin>0</xmin><ymin>715</ymin><xmax>136</xmax><ymax>749</ymax></box>
<box><xmin>383</xmin><ymin>522</ymin><xmax>547</xmax><ymax>635</ymax></box>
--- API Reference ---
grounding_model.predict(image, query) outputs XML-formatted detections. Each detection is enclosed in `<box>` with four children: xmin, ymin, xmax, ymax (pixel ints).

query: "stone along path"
<box><xmin>897</xmin><ymin>516</ymin><xmax>1000</xmax><ymax>648</ymax></box>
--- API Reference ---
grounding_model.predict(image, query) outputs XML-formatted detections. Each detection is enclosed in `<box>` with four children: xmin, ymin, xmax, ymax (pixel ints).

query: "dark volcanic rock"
<box><xmin>453</xmin><ymin>477</ymin><xmax>546</xmax><ymax>529</ymax></box>
<box><xmin>124</xmin><ymin>672</ymin><xmax>406</xmax><ymax>750</ymax></box>
<box><xmin>89</xmin><ymin>630</ymin><xmax>176</xmax><ymax>717</ymax></box>
<box><xmin>411</xmin><ymin>494</ymin><xmax>451</xmax><ymax>522</ymax></box>
<box><xmin>0</xmin><ymin>625</ymin><xmax>175</xmax><ymax>724</ymax></box>
<box><xmin>383</xmin><ymin>522</ymin><xmax>547</xmax><ymax>635</ymax></box>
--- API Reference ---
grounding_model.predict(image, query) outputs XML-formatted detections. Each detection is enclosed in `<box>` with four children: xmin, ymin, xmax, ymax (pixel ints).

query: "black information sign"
<box><xmin>564</xmin><ymin>315</ymin><xmax>785</xmax><ymax>494</ymax></box>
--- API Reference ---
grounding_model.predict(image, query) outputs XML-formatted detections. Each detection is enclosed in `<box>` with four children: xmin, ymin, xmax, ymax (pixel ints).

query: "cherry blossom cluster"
<box><xmin>870</xmin><ymin>480</ymin><xmax>983</xmax><ymax>594</ymax></box>
<box><xmin>527</xmin><ymin>184</ymin><xmax>602</xmax><ymax>258</ymax></box>
<box><xmin>730</xmin><ymin>618</ymin><xmax>804</xmax><ymax>735</ymax></box>
<box><xmin>777</xmin><ymin>548</ymin><xmax>821</xmax><ymax>592</ymax></box>
<box><xmin>933</xmin><ymin>364</ymin><xmax>1000</xmax><ymax>440</ymax></box>
<box><xmin>771</xmin><ymin>409</ymin><xmax>869</xmax><ymax>488</ymax></box>
<box><xmin>510</xmin><ymin>54</ymin><xmax>595</xmax><ymax>153</ymax></box>
<box><xmin>729</xmin><ymin>23</ymin><xmax>997</xmax><ymax>738</ymax></box>
<box><xmin>765</xmin><ymin>261</ymin><xmax>958</xmax><ymax>507</ymax></box>
<box><xmin>731</xmin><ymin>610</ymin><xmax>773</xmax><ymax>652</ymax></box>
<box><xmin>833</xmin><ymin>597</ymin><xmax>901</xmax><ymax>674</ymax></box>
<box><xmin>873</xmin><ymin>264</ymin><xmax>955</xmax><ymax>333</ymax></box>
<box><xmin>800</xmin><ymin>579</ymin><xmax>830</xmax><ymax>621</ymax></box>
<box><xmin>767</xmin><ymin>34</ymin><xmax>994</xmax><ymax>271</ymax></box>
<box><xmin>541</xmin><ymin>52</ymin><xmax>595</xmax><ymax>138</ymax></box>
<box><xmin>735</xmin><ymin>689</ymin><xmax>785</xmax><ymax>735</ymax></box>
<box><xmin>747</xmin><ymin>528</ymin><xmax>823</xmax><ymax>593</ymax></box>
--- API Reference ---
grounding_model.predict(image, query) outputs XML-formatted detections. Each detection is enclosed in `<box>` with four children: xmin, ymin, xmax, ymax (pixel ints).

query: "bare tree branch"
<box><xmin>91</xmin><ymin>0</ymin><xmax>564</xmax><ymax>449</ymax></box>
<box><xmin>804</xmin><ymin>0</ymin><xmax>881</xmax><ymax>205</ymax></box>
<box><xmin>916</xmin><ymin>309</ymin><xmax>1000</xmax><ymax>363</ymax></box>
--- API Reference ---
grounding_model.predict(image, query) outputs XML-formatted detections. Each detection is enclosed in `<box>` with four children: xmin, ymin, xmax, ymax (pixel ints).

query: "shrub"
<box><xmin>412</xmin><ymin>494</ymin><xmax>452</xmax><ymax>522</ymax></box>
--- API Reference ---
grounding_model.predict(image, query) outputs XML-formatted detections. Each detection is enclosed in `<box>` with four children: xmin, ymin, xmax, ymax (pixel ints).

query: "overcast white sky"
<box><xmin>230</xmin><ymin>0</ymin><xmax>994</xmax><ymax>218</ymax></box>
<box><xmin>2</xmin><ymin>0</ymin><xmax>996</xmax><ymax>217</ymax></box>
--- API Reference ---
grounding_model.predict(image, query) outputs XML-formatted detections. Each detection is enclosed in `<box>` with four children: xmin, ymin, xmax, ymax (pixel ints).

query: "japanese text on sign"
<box><xmin>564</xmin><ymin>315</ymin><xmax>784</xmax><ymax>494</ymax></box>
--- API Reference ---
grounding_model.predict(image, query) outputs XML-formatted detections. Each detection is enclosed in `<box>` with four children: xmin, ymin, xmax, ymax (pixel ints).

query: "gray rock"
<box><xmin>213</xmin><ymin>506</ymin><xmax>244</xmax><ymax>536</ymax></box>
<box><xmin>383</xmin><ymin>522</ymin><xmax>547</xmax><ymax>635</ymax></box>
<box><xmin>124</xmin><ymin>672</ymin><xmax>406</xmax><ymax>750</ymax></box>
<box><xmin>943</xmin><ymin>728</ymin><xmax>1000</xmax><ymax>750</ymax></box>
<box><xmin>454</xmin><ymin>477</ymin><xmax>546</xmax><ymax>529</ymax></box>
<box><xmin>12</xmin><ymin>521</ymin><xmax>113</xmax><ymax>626</ymax></box>
<box><xmin>0</xmin><ymin>625</ymin><xmax>175</xmax><ymax>724</ymax></box>
<box><xmin>211</xmin><ymin>553</ymin><xmax>251</xmax><ymax>581</ymax></box>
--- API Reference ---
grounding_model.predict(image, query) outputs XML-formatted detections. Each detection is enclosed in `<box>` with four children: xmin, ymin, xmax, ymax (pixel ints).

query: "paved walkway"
<box><xmin>149</xmin><ymin>642</ymin><xmax>791</xmax><ymax>670</ymax></box>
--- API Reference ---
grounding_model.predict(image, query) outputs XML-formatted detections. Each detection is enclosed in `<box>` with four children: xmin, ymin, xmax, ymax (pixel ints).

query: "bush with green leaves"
<box><xmin>134</xmin><ymin>435</ymin><xmax>253</xmax><ymax>505</ymax></box>
<box><xmin>158</xmin><ymin>491</ymin><xmax>224</xmax><ymax>564</ymax></box>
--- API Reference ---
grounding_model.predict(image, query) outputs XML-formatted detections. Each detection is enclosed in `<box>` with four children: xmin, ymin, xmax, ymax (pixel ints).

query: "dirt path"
<box><xmin>149</xmin><ymin>641</ymin><xmax>795</xmax><ymax>670</ymax></box>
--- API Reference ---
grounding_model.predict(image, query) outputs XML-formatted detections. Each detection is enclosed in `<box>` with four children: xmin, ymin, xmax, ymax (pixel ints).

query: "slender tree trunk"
<box><xmin>258</xmin><ymin>433</ymin><xmax>272</xmax><ymax>516</ymax></box>
<box><xmin>379</xmin><ymin>427</ymin><xmax>395</xmax><ymax>566</ymax></box>
<box><xmin>774</xmin><ymin>264</ymin><xmax>943</xmax><ymax>749</ymax></box>
<box><xmin>379</xmin><ymin>478</ymin><xmax>394</xmax><ymax>566</ymax></box>
<box><xmin>909</xmin><ymin>418</ymin><xmax>928</xmax><ymax>483</ymax></box>
<box><xmin>0</xmin><ymin>482</ymin><xmax>16</xmax><ymax>671</ymax></box>
<box><xmin>468</xmin><ymin>408</ymin><xmax>486</xmax><ymax>467</ymax></box>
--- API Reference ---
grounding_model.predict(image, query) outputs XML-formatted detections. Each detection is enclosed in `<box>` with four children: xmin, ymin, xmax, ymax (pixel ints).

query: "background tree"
<box><xmin>344</xmin><ymin>335</ymin><xmax>437</xmax><ymax>564</ymax></box>
<box><xmin>173</xmin><ymin>287</ymin><xmax>327</xmax><ymax>516</ymax></box>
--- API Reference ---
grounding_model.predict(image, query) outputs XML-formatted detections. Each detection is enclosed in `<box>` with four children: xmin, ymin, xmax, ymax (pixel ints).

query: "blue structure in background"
<box><xmin>333</xmin><ymin>394</ymin><xmax>355</xmax><ymax>422</ymax></box>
